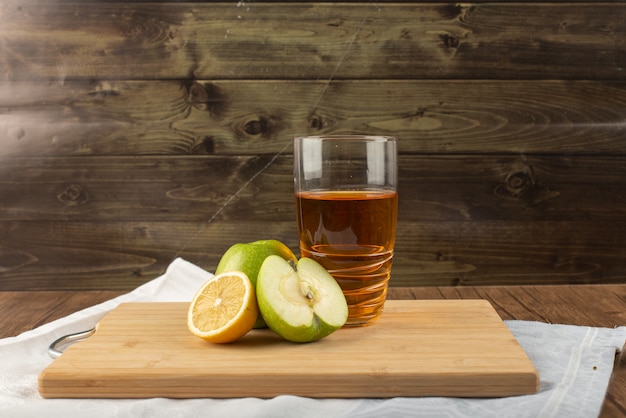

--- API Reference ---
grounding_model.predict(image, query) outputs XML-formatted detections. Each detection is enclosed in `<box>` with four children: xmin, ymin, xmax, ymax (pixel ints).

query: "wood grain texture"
<box><xmin>390</xmin><ymin>285</ymin><xmax>626</xmax><ymax>418</ymax></box>
<box><xmin>2</xmin><ymin>287</ymin><xmax>622</xmax><ymax>415</ymax></box>
<box><xmin>1</xmin><ymin>2</ymin><xmax>624</xmax><ymax>80</ymax></box>
<box><xmin>0</xmin><ymin>291</ymin><xmax>125</xmax><ymax>337</ymax></box>
<box><xmin>2</xmin><ymin>152</ymin><xmax>626</xmax><ymax>289</ymax></box>
<box><xmin>2</xmin><ymin>80</ymin><xmax>626</xmax><ymax>156</ymax></box>
<box><xmin>1</xmin><ymin>0</ymin><xmax>624</xmax><ymax>409</ymax></box>
<box><xmin>1</xmin><ymin>218</ymin><xmax>625</xmax><ymax>290</ymax></box>
<box><xmin>1</xmin><ymin>0</ymin><xmax>626</xmax><ymax>290</ymax></box>
<box><xmin>3</xmin><ymin>286</ymin><xmax>624</xmax><ymax>335</ymax></box>
<box><xmin>2</xmin><ymin>155</ymin><xmax>626</xmax><ymax>221</ymax></box>
<box><xmin>38</xmin><ymin>300</ymin><xmax>539</xmax><ymax>399</ymax></box>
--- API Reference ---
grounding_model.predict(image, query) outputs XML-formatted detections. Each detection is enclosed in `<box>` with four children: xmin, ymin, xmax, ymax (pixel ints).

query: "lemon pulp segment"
<box><xmin>187</xmin><ymin>271</ymin><xmax>257</xmax><ymax>343</ymax></box>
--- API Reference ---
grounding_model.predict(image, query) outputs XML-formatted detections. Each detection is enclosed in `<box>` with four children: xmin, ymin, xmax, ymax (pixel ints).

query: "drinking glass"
<box><xmin>294</xmin><ymin>135</ymin><xmax>398</xmax><ymax>326</ymax></box>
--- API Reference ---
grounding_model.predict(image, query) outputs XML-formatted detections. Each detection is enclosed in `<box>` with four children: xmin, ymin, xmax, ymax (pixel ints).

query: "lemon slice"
<box><xmin>187</xmin><ymin>271</ymin><xmax>258</xmax><ymax>343</ymax></box>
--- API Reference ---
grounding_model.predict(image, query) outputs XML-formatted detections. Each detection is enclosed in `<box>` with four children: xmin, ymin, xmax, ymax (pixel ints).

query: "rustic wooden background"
<box><xmin>1</xmin><ymin>0</ymin><xmax>625</xmax><ymax>290</ymax></box>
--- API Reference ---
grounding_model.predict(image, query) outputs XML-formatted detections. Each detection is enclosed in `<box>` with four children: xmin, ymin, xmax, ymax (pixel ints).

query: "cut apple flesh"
<box><xmin>276</xmin><ymin>262</ymin><xmax>318</xmax><ymax>326</ymax></box>
<box><xmin>297</xmin><ymin>258</ymin><xmax>348</xmax><ymax>323</ymax></box>
<box><xmin>257</xmin><ymin>255</ymin><xmax>348</xmax><ymax>343</ymax></box>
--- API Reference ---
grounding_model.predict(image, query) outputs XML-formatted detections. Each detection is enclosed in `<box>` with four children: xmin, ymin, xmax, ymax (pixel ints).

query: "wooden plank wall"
<box><xmin>1</xmin><ymin>1</ymin><xmax>625</xmax><ymax>290</ymax></box>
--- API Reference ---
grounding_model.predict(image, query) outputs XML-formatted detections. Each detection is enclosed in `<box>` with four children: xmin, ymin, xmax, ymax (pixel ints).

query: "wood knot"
<box><xmin>440</xmin><ymin>34</ymin><xmax>460</xmax><ymax>49</ymax></box>
<box><xmin>187</xmin><ymin>82</ymin><xmax>208</xmax><ymax>106</ymax></box>
<box><xmin>307</xmin><ymin>115</ymin><xmax>324</xmax><ymax>130</ymax></box>
<box><xmin>189</xmin><ymin>136</ymin><xmax>215</xmax><ymax>154</ymax></box>
<box><xmin>427</xmin><ymin>27</ymin><xmax>471</xmax><ymax>54</ymax></box>
<box><xmin>57</xmin><ymin>184</ymin><xmax>89</xmax><ymax>206</ymax></box>
<box><xmin>200</xmin><ymin>136</ymin><xmax>215</xmax><ymax>154</ymax></box>
<box><xmin>185</xmin><ymin>82</ymin><xmax>227</xmax><ymax>116</ymax></box>
<box><xmin>306</xmin><ymin>113</ymin><xmax>334</xmax><ymax>131</ymax></box>
<box><xmin>494</xmin><ymin>163</ymin><xmax>560</xmax><ymax>205</ymax></box>
<box><xmin>244</xmin><ymin>117</ymin><xmax>269</xmax><ymax>136</ymax></box>
<box><xmin>233</xmin><ymin>114</ymin><xmax>281</xmax><ymax>139</ymax></box>
<box><xmin>504</xmin><ymin>169</ymin><xmax>536</xmax><ymax>196</ymax></box>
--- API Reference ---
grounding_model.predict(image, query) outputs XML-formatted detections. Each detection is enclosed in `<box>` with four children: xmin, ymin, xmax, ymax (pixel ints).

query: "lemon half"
<box><xmin>187</xmin><ymin>271</ymin><xmax>258</xmax><ymax>343</ymax></box>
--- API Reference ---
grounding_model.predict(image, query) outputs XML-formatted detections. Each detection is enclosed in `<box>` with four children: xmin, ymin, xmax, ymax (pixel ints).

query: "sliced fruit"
<box><xmin>257</xmin><ymin>255</ymin><xmax>348</xmax><ymax>343</ymax></box>
<box><xmin>215</xmin><ymin>239</ymin><xmax>297</xmax><ymax>328</ymax></box>
<box><xmin>187</xmin><ymin>271</ymin><xmax>258</xmax><ymax>343</ymax></box>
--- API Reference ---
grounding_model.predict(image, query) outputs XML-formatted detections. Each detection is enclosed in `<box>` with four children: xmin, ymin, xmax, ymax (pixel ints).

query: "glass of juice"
<box><xmin>294</xmin><ymin>135</ymin><xmax>398</xmax><ymax>326</ymax></box>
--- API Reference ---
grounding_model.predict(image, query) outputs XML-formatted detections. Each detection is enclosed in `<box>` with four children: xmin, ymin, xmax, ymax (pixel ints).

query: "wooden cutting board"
<box><xmin>39</xmin><ymin>300</ymin><xmax>539</xmax><ymax>399</ymax></box>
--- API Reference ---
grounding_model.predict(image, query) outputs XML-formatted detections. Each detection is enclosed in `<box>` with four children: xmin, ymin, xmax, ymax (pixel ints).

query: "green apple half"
<box><xmin>215</xmin><ymin>239</ymin><xmax>297</xmax><ymax>328</ymax></box>
<box><xmin>257</xmin><ymin>255</ymin><xmax>349</xmax><ymax>343</ymax></box>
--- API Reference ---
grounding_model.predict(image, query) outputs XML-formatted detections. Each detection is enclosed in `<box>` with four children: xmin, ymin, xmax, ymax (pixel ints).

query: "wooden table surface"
<box><xmin>1</xmin><ymin>285</ymin><xmax>624</xmax><ymax>417</ymax></box>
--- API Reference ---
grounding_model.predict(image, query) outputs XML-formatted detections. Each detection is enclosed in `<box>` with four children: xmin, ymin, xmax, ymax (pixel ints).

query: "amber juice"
<box><xmin>295</xmin><ymin>189</ymin><xmax>398</xmax><ymax>326</ymax></box>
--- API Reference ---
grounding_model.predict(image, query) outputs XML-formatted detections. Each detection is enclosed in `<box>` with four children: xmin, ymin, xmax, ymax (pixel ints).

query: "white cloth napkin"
<box><xmin>1</xmin><ymin>258</ymin><xmax>625</xmax><ymax>418</ymax></box>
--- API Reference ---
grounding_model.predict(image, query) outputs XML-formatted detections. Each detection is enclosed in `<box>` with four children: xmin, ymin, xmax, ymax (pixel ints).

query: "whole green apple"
<box><xmin>215</xmin><ymin>239</ymin><xmax>297</xmax><ymax>328</ymax></box>
<box><xmin>257</xmin><ymin>255</ymin><xmax>348</xmax><ymax>343</ymax></box>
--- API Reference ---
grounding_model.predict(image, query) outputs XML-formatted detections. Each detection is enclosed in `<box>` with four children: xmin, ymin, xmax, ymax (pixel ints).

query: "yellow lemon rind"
<box><xmin>187</xmin><ymin>271</ymin><xmax>258</xmax><ymax>344</ymax></box>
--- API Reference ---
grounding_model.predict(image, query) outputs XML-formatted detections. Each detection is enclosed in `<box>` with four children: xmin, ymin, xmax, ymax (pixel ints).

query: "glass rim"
<box><xmin>295</xmin><ymin>135</ymin><xmax>396</xmax><ymax>143</ymax></box>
